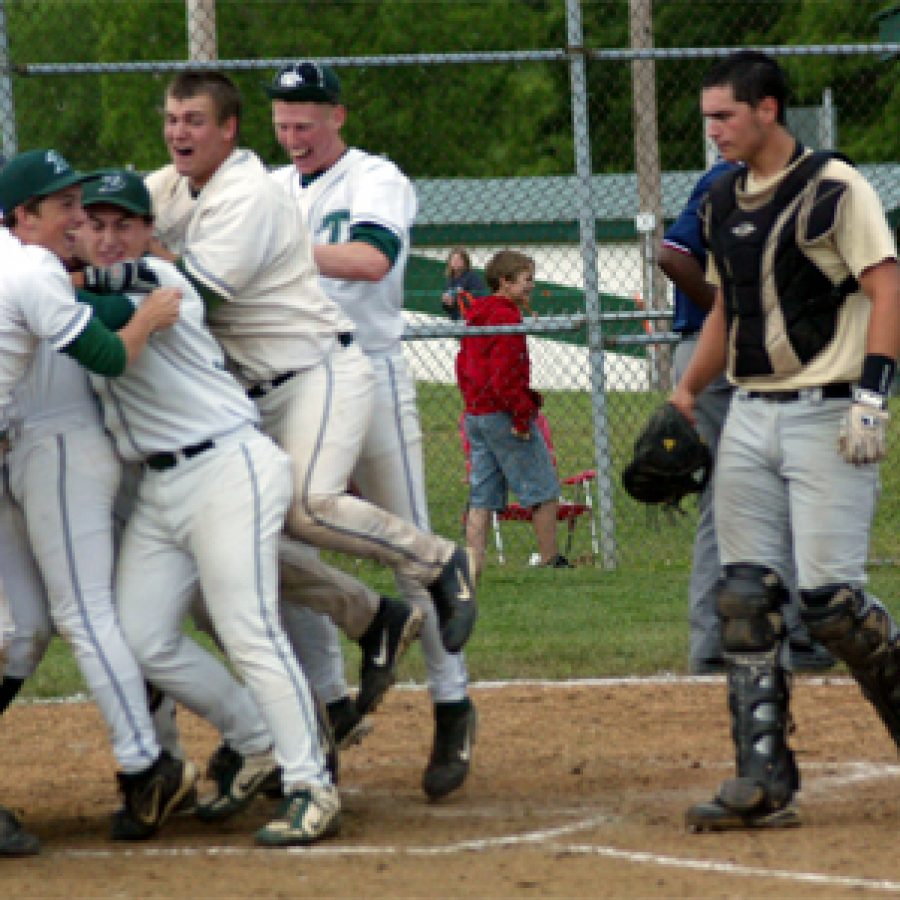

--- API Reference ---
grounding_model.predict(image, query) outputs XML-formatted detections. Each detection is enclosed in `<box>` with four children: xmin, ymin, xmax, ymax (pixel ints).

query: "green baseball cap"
<box><xmin>82</xmin><ymin>169</ymin><xmax>152</xmax><ymax>217</ymax></box>
<box><xmin>264</xmin><ymin>61</ymin><xmax>341</xmax><ymax>103</ymax></box>
<box><xmin>0</xmin><ymin>148</ymin><xmax>91</xmax><ymax>214</ymax></box>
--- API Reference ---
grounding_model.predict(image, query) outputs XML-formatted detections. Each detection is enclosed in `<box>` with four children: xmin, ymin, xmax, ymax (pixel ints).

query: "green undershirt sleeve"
<box><xmin>76</xmin><ymin>288</ymin><xmax>135</xmax><ymax>330</ymax></box>
<box><xmin>349</xmin><ymin>223</ymin><xmax>401</xmax><ymax>267</ymax></box>
<box><xmin>175</xmin><ymin>259</ymin><xmax>228</xmax><ymax>314</ymax></box>
<box><xmin>60</xmin><ymin>315</ymin><xmax>127</xmax><ymax>376</ymax></box>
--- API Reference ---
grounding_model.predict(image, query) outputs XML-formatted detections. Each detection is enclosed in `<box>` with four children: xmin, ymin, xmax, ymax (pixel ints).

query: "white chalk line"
<box><xmin>543</xmin><ymin>844</ymin><xmax>900</xmax><ymax>894</ymax></box>
<box><xmin>26</xmin><ymin>677</ymin><xmax>900</xmax><ymax>894</ymax></box>
<box><xmin>22</xmin><ymin>672</ymin><xmax>856</xmax><ymax>707</ymax></box>
<box><xmin>49</xmin><ymin>795</ymin><xmax>900</xmax><ymax>895</ymax></box>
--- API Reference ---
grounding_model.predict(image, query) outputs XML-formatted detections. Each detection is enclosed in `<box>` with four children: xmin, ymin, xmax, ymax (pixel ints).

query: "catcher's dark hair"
<box><xmin>485</xmin><ymin>249</ymin><xmax>534</xmax><ymax>292</ymax></box>
<box><xmin>167</xmin><ymin>70</ymin><xmax>242</xmax><ymax>129</ymax></box>
<box><xmin>702</xmin><ymin>50</ymin><xmax>789</xmax><ymax>124</ymax></box>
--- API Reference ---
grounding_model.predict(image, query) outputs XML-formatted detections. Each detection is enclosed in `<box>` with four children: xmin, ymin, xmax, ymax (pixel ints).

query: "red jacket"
<box><xmin>455</xmin><ymin>294</ymin><xmax>542</xmax><ymax>433</ymax></box>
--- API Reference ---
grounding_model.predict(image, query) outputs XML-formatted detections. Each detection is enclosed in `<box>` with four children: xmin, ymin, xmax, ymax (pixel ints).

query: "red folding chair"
<box><xmin>459</xmin><ymin>412</ymin><xmax>598</xmax><ymax>564</ymax></box>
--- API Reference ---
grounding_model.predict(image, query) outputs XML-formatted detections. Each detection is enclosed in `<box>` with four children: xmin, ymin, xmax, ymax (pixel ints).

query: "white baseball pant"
<box><xmin>8</xmin><ymin>426</ymin><xmax>161</xmax><ymax>772</ymax></box>
<box><xmin>117</xmin><ymin>426</ymin><xmax>329</xmax><ymax>790</ymax></box>
<box><xmin>256</xmin><ymin>341</ymin><xmax>455</xmax><ymax>586</ymax></box>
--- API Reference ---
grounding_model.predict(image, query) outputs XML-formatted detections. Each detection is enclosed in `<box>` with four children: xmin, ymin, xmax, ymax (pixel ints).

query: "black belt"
<box><xmin>247</xmin><ymin>334</ymin><xmax>353</xmax><ymax>400</ymax></box>
<box><xmin>145</xmin><ymin>439</ymin><xmax>215</xmax><ymax>472</ymax></box>
<box><xmin>248</xmin><ymin>370</ymin><xmax>298</xmax><ymax>399</ymax></box>
<box><xmin>743</xmin><ymin>382</ymin><xmax>853</xmax><ymax>403</ymax></box>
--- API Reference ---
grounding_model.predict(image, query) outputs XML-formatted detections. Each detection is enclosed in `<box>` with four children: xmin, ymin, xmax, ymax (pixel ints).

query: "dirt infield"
<box><xmin>3</xmin><ymin>677</ymin><xmax>900</xmax><ymax>898</ymax></box>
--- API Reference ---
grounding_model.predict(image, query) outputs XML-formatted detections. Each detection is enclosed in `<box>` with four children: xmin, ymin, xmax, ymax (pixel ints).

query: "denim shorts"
<box><xmin>465</xmin><ymin>412</ymin><xmax>559</xmax><ymax>510</ymax></box>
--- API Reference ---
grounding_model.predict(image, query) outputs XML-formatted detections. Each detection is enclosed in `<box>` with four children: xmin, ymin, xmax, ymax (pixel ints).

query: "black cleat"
<box><xmin>0</xmin><ymin>806</ymin><xmax>39</xmax><ymax>857</ymax></box>
<box><xmin>357</xmin><ymin>598</ymin><xmax>423</xmax><ymax>715</ymax></box>
<box><xmin>428</xmin><ymin>546</ymin><xmax>478</xmax><ymax>653</ymax></box>
<box><xmin>422</xmin><ymin>698</ymin><xmax>477</xmax><ymax>801</ymax></box>
<box><xmin>196</xmin><ymin>745</ymin><xmax>279</xmax><ymax>822</ymax></box>
<box><xmin>111</xmin><ymin>750</ymin><xmax>198</xmax><ymax>841</ymax></box>
<box><xmin>326</xmin><ymin>695</ymin><xmax>374</xmax><ymax>750</ymax></box>
<box><xmin>685</xmin><ymin>779</ymin><xmax>800</xmax><ymax>833</ymax></box>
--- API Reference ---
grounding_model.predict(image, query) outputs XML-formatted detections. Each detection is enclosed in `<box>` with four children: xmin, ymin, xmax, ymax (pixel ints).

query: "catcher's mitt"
<box><xmin>622</xmin><ymin>402</ymin><xmax>712</xmax><ymax>508</ymax></box>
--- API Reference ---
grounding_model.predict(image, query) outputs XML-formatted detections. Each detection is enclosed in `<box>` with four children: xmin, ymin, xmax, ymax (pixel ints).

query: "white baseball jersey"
<box><xmin>271</xmin><ymin>149</ymin><xmax>417</xmax><ymax>356</ymax></box>
<box><xmin>87</xmin><ymin>257</ymin><xmax>258</xmax><ymax>459</ymax></box>
<box><xmin>146</xmin><ymin>151</ymin><xmax>354</xmax><ymax>384</ymax></box>
<box><xmin>8</xmin><ymin>341</ymin><xmax>102</xmax><ymax>442</ymax></box>
<box><xmin>0</xmin><ymin>229</ymin><xmax>92</xmax><ymax>414</ymax></box>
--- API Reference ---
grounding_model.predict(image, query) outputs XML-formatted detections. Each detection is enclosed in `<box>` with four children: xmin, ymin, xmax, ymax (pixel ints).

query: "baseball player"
<box><xmin>659</xmin><ymin>160</ymin><xmax>834</xmax><ymax>675</ymax></box>
<box><xmin>266</xmin><ymin>60</ymin><xmax>476</xmax><ymax>799</ymax></box>
<box><xmin>145</xmin><ymin>71</ymin><xmax>477</xmax><ymax>659</ymax></box>
<box><xmin>671</xmin><ymin>51</ymin><xmax>899</xmax><ymax>831</ymax></box>
<box><xmin>78</xmin><ymin>168</ymin><xmax>340</xmax><ymax>847</ymax></box>
<box><xmin>0</xmin><ymin>149</ymin><xmax>192</xmax><ymax>844</ymax></box>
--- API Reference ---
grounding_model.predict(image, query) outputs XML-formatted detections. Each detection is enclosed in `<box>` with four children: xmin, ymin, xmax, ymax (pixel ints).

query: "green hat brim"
<box><xmin>5</xmin><ymin>171</ymin><xmax>92</xmax><ymax>212</ymax></box>
<box><xmin>263</xmin><ymin>83</ymin><xmax>341</xmax><ymax>104</ymax></box>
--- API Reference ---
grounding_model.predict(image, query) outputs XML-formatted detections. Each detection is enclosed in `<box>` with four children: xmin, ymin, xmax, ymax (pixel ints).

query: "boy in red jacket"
<box><xmin>456</xmin><ymin>250</ymin><xmax>570</xmax><ymax>575</ymax></box>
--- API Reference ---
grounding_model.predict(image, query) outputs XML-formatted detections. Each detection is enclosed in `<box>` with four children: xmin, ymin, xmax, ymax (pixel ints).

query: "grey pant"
<box><xmin>674</xmin><ymin>339</ymin><xmax>813</xmax><ymax>669</ymax></box>
<box><xmin>674</xmin><ymin>337</ymin><xmax>733</xmax><ymax>668</ymax></box>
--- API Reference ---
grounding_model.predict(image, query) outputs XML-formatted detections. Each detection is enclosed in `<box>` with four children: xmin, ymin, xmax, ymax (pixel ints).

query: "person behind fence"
<box><xmin>670</xmin><ymin>49</ymin><xmax>899</xmax><ymax>832</ymax></box>
<box><xmin>659</xmin><ymin>159</ymin><xmax>835</xmax><ymax>677</ymax></box>
<box><xmin>456</xmin><ymin>249</ymin><xmax>571</xmax><ymax>574</ymax></box>
<box><xmin>441</xmin><ymin>247</ymin><xmax>487</xmax><ymax>320</ymax></box>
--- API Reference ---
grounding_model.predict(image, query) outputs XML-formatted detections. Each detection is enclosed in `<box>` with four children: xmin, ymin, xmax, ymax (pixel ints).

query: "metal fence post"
<box><xmin>187</xmin><ymin>0</ymin><xmax>218</xmax><ymax>62</ymax></box>
<box><xmin>566</xmin><ymin>0</ymin><xmax>617</xmax><ymax>569</ymax></box>
<box><xmin>0</xmin><ymin>0</ymin><xmax>17</xmax><ymax>161</ymax></box>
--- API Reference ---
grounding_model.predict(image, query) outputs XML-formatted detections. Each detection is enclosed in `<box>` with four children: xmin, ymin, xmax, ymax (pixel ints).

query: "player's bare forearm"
<box><xmin>670</xmin><ymin>292</ymin><xmax>728</xmax><ymax>424</ymax></box>
<box><xmin>658</xmin><ymin>245</ymin><xmax>717</xmax><ymax>313</ymax></box>
<box><xmin>860</xmin><ymin>259</ymin><xmax>900</xmax><ymax>361</ymax></box>
<box><xmin>314</xmin><ymin>242</ymin><xmax>390</xmax><ymax>282</ymax></box>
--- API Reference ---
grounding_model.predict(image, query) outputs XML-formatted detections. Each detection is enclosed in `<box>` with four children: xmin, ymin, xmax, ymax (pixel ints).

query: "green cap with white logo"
<box><xmin>82</xmin><ymin>169</ymin><xmax>153</xmax><ymax>217</ymax></box>
<box><xmin>0</xmin><ymin>148</ymin><xmax>91</xmax><ymax>214</ymax></box>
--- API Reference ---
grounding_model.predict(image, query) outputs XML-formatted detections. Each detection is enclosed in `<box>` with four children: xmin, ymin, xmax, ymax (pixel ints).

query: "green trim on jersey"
<box><xmin>350</xmin><ymin>222</ymin><xmax>400</xmax><ymax>266</ymax></box>
<box><xmin>61</xmin><ymin>315</ymin><xmax>127</xmax><ymax>376</ymax></box>
<box><xmin>175</xmin><ymin>258</ymin><xmax>227</xmax><ymax>313</ymax></box>
<box><xmin>77</xmin><ymin>288</ymin><xmax>135</xmax><ymax>330</ymax></box>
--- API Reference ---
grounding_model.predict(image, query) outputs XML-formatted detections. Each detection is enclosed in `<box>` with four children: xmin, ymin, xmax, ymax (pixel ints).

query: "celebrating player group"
<box><xmin>0</xmin><ymin>48</ymin><xmax>898</xmax><ymax>857</ymax></box>
<box><xmin>0</xmin><ymin>61</ymin><xmax>480</xmax><ymax>856</ymax></box>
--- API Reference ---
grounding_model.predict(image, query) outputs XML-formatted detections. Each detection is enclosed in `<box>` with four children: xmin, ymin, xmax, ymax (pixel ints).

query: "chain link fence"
<box><xmin>2</xmin><ymin>0</ymin><xmax>897</xmax><ymax>569</ymax></box>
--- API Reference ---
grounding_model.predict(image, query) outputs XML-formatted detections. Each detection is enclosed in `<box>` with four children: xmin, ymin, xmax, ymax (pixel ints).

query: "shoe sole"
<box><xmin>255</xmin><ymin>812</ymin><xmax>342</xmax><ymax>848</ymax></box>
<box><xmin>336</xmin><ymin>716</ymin><xmax>374</xmax><ymax>751</ymax></box>
<box><xmin>437</xmin><ymin>547</ymin><xmax>478</xmax><ymax>654</ymax></box>
<box><xmin>196</xmin><ymin>762</ymin><xmax>280</xmax><ymax>822</ymax></box>
<box><xmin>686</xmin><ymin>804</ymin><xmax>800</xmax><ymax>833</ymax></box>
<box><xmin>357</xmin><ymin>607</ymin><xmax>424</xmax><ymax>716</ymax></box>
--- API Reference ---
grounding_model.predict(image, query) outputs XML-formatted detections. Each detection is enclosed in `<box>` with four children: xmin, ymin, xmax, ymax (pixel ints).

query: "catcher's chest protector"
<box><xmin>706</xmin><ymin>150</ymin><xmax>858</xmax><ymax>378</ymax></box>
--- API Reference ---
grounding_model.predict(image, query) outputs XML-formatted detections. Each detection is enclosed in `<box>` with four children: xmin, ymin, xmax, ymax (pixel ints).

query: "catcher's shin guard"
<box><xmin>801</xmin><ymin>585</ymin><xmax>900</xmax><ymax>748</ymax></box>
<box><xmin>687</xmin><ymin>565</ymin><xmax>799</xmax><ymax>832</ymax></box>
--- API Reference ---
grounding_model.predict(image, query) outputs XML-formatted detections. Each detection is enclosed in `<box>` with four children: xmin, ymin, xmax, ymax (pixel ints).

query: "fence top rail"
<box><xmin>401</xmin><ymin>313</ymin><xmax>676</xmax><ymax>340</ymax></box>
<box><xmin>14</xmin><ymin>44</ymin><xmax>900</xmax><ymax>76</ymax></box>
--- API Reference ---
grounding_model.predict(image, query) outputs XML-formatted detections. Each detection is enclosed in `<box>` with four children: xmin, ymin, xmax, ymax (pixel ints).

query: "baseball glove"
<box><xmin>622</xmin><ymin>402</ymin><xmax>712</xmax><ymax>508</ymax></box>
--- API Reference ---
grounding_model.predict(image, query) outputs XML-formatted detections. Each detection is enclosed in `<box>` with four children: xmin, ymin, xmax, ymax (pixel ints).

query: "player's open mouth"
<box><xmin>291</xmin><ymin>149</ymin><xmax>311</xmax><ymax>159</ymax></box>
